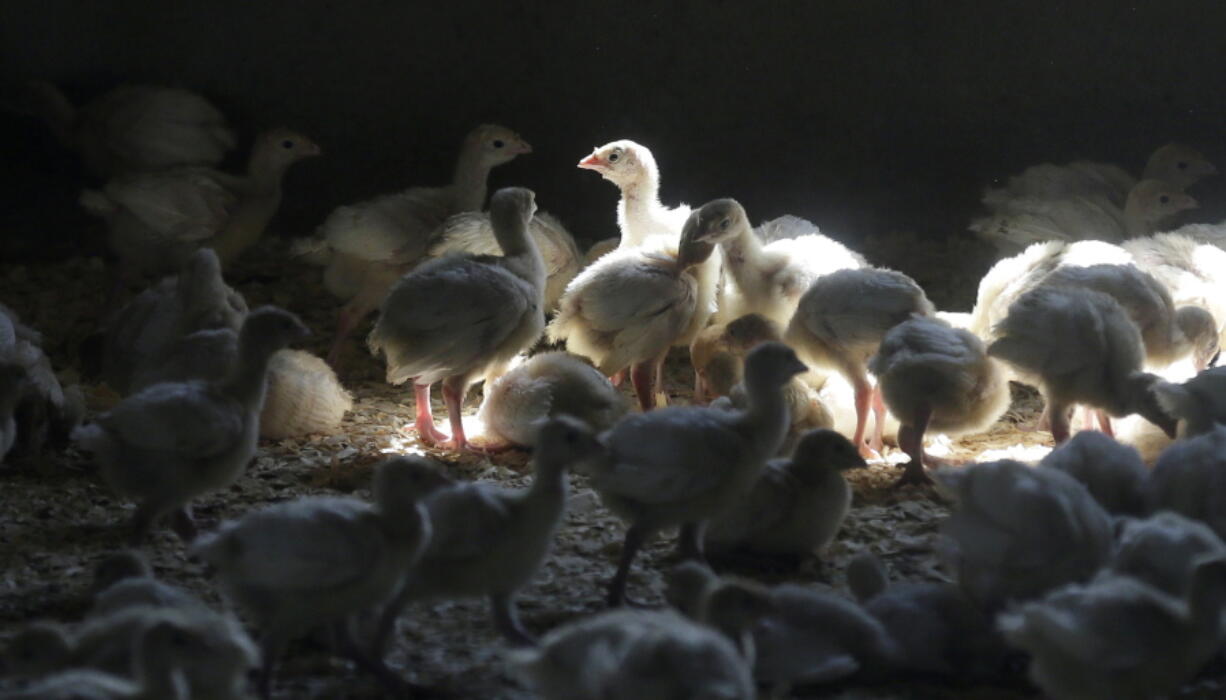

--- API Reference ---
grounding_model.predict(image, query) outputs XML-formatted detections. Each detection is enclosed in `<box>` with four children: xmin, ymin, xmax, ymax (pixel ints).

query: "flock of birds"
<box><xmin>7</xmin><ymin>82</ymin><xmax>1226</xmax><ymax>700</ymax></box>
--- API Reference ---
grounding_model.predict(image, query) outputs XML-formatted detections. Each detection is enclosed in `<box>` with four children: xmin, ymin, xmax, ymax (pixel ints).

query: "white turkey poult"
<box><xmin>972</xmin><ymin>178</ymin><xmax>1198</xmax><ymax>255</ymax></box>
<box><xmin>257</xmin><ymin>349</ymin><xmax>353</xmax><ymax>439</ymax></box>
<box><xmin>547</xmin><ymin>206</ymin><xmax>719</xmax><ymax>411</ymax></box>
<box><xmin>684</xmin><ymin>198</ymin><xmax>866</xmax><ymax>327</ymax></box>
<box><xmin>981</xmin><ymin>143</ymin><xmax>1215</xmax><ymax>210</ymax></box>
<box><xmin>553</xmin><ymin>140</ymin><xmax>722</xmax><ymax>402</ymax></box>
<box><xmin>80</xmin><ymin>128</ymin><xmax>320</xmax><ymax>289</ymax></box>
<box><xmin>986</xmin><ymin>285</ymin><xmax>1178</xmax><ymax>443</ymax></box>
<box><xmin>576</xmin><ymin>140</ymin><xmax>692</xmax><ymax>248</ymax></box>
<box><xmin>24</xmin><ymin>81</ymin><xmax>236</xmax><ymax>177</ymax></box>
<box><xmin>73</xmin><ymin>307</ymin><xmax>310</xmax><ymax>542</ymax></box>
<box><xmin>785</xmin><ymin>266</ymin><xmax>935</xmax><ymax>458</ymax></box>
<box><xmin>367</xmin><ymin>187</ymin><xmax>544</xmax><ymax>451</ymax></box>
<box><xmin>475</xmin><ymin>351</ymin><xmax>627</xmax><ymax>449</ymax></box>
<box><xmin>868</xmin><ymin>315</ymin><xmax>1010</xmax><ymax>487</ymax></box>
<box><xmin>304</xmin><ymin>124</ymin><xmax>532</xmax><ymax>363</ymax></box>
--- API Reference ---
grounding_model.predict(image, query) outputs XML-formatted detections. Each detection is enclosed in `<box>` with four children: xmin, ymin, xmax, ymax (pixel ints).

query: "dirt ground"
<box><xmin>0</xmin><ymin>234</ymin><xmax>1221</xmax><ymax>699</ymax></box>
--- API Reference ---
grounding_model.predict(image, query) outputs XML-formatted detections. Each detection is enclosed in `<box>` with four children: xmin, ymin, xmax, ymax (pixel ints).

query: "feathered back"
<box><xmin>259</xmin><ymin>350</ymin><xmax>353</xmax><ymax>439</ymax></box>
<box><xmin>940</xmin><ymin>459</ymin><xmax>1114</xmax><ymax>610</ymax></box>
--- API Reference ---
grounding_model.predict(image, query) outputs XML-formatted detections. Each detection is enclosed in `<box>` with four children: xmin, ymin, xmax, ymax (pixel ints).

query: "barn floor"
<box><xmin>0</xmin><ymin>233</ymin><xmax>1221</xmax><ymax>699</ymax></box>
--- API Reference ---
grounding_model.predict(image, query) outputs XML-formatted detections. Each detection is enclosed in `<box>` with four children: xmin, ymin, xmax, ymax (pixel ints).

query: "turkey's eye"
<box><xmin>1160</xmin><ymin>195</ymin><xmax>1171</xmax><ymax>204</ymax></box>
<box><xmin>1178</xmin><ymin>161</ymin><xmax>1189</xmax><ymax>170</ymax></box>
<box><xmin>719</xmin><ymin>218</ymin><xmax>731</xmax><ymax>230</ymax></box>
<box><xmin>281</xmin><ymin>140</ymin><xmax>294</xmax><ymax>149</ymax></box>
<box><xmin>492</xmin><ymin>139</ymin><xmax>505</xmax><ymax>149</ymax></box>
<box><xmin>608</xmin><ymin>152</ymin><xmax>620</xmax><ymax>163</ymax></box>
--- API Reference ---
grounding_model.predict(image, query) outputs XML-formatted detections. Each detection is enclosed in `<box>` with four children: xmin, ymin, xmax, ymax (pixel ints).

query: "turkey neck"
<box><xmin>616</xmin><ymin>167</ymin><xmax>663</xmax><ymax>248</ymax></box>
<box><xmin>720</xmin><ymin>222</ymin><xmax>772</xmax><ymax>290</ymax></box>
<box><xmin>521</xmin><ymin>453</ymin><xmax>570</xmax><ymax>526</ymax></box>
<box><xmin>739</xmin><ymin>374</ymin><xmax>791</xmax><ymax>455</ymax></box>
<box><xmin>450</xmin><ymin>146</ymin><xmax>492</xmax><ymax>212</ymax></box>
<box><xmin>221</xmin><ymin>332</ymin><xmax>279</xmax><ymax>408</ymax></box>
<box><xmin>494</xmin><ymin>215</ymin><xmax>546</xmax><ymax>294</ymax></box>
<box><xmin>1122</xmin><ymin>197</ymin><xmax>1160</xmax><ymax>239</ymax></box>
<box><xmin>209</xmin><ymin>152</ymin><xmax>292</xmax><ymax>263</ymax></box>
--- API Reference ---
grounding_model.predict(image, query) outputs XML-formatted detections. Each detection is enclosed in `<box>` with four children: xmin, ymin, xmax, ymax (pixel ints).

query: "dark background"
<box><xmin>3</xmin><ymin>0</ymin><xmax>1226</xmax><ymax>260</ymax></box>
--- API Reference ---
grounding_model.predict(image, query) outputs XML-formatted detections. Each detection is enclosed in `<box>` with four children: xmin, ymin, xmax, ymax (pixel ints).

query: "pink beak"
<box><xmin>1182</xmin><ymin>194</ymin><xmax>1199</xmax><ymax>209</ymax></box>
<box><xmin>515</xmin><ymin>141</ymin><xmax>534</xmax><ymax>155</ymax></box>
<box><xmin>578</xmin><ymin>154</ymin><xmax>605</xmax><ymax>170</ymax></box>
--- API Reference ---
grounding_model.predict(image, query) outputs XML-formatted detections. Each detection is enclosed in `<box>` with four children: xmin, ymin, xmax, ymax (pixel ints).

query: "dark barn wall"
<box><xmin>4</xmin><ymin>0</ymin><xmax>1226</xmax><ymax>259</ymax></box>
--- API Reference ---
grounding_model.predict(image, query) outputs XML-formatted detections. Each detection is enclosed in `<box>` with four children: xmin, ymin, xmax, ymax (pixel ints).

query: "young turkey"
<box><xmin>423</xmin><ymin>209</ymin><xmax>582</xmax><ymax>313</ymax></box>
<box><xmin>583</xmin><ymin>342</ymin><xmax>805</xmax><ymax>605</ymax></box>
<box><xmin>987</xmin><ymin>285</ymin><xmax>1178</xmax><ymax>443</ymax></box>
<box><xmin>73</xmin><ymin>307</ymin><xmax>309</xmax><ymax>542</ymax></box>
<box><xmin>999</xmin><ymin>555</ymin><xmax>1226</xmax><ymax>700</ymax></box>
<box><xmin>475</xmin><ymin>351</ymin><xmax>627</xmax><ymax>449</ymax></box>
<box><xmin>192</xmin><ymin>455</ymin><xmax>449</xmax><ymax>698</ymax></box>
<box><xmin>306</xmin><ymin>124</ymin><xmax>530</xmax><ymax>363</ymax></box>
<box><xmin>367</xmin><ymin>187</ymin><xmax>545</xmax><ymax>451</ymax></box>
<box><xmin>547</xmin><ymin>208</ymin><xmax>718</xmax><ymax>410</ymax></box>
<box><xmin>24</xmin><ymin>81</ymin><xmax>236</xmax><ymax>177</ymax></box>
<box><xmin>704</xmin><ymin>428</ymin><xmax>865</xmax><ymax>560</ymax></box>
<box><xmin>869</xmin><ymin>316</ymin><xmax>1011</xmax><ymax>486</ymax></box>
<box><xmin>972</xmin><ymin>179</ymin><xmax>1197</xmax><ymax>256</ymax></box>
<box><xmin>939</xmin><ymin>459</ymin><xmax>1115</xmax><ymax>612</ymax></box>
<box><xmin>785</xmin><ymin>266</ymin><xmax>935</xmax><ymax>458</ymax></box>
<box><xmin>981</xmin><ymin>143</ymin><xmax>1214</xmax><ymax>211</ymax></box>
<box><xmin>373</xmin><ymin>416</ymin><xmax>601</xmax><ymax>652</ymax></box>
<box><xmin>81</xmin><ymin>128</ymin><xmax>319</xmax><ymax>288</ymax></box>
<box><xmin>685</xmin><ymin>198</ymin><xmax>866</xmax><ymax>328</ymax></box>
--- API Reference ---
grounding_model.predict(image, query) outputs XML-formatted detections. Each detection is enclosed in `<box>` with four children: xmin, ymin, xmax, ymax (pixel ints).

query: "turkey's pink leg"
<box><xmin>870</xmin><ymin>384</ymin><xmax>887</xmax><ymax>454</ymax></box>
<box><xmin>440</xmin><ymin>379</ymin><xmax>473</xmax><ymax>452</ymax></box>
<box><xmin>1080</xmin><ymin>405</ymin><xmax>1095</xmax><ymax>432</ymax></box>
<box><xmin>652</xmin><ymin>354</ymin><xmax>669</xmax><ymax>407</ymax></box>
<box><xmin>852</xmin><ymin>376</ymin><xmax>876</xmax><ymax>459</ymax></box>
<box><xmin>1096</xmin><ymin>410</ymin><xmax>1115</xmax><ymax>437</ymax></box>
<box><xmin>893</xmin><ymin>405</ymin><xmax>934</xmax><ymax>488</ymax></box>
<box><xmin>327</xmin><ymin>303</ymin><xmax>361</xmax><ymax>366</ymax></box>
<box><xmin>413</xmin><ymin>383</ymin><xmax>449</xmax><ymax>445</ymax></box>
<box><xmin>693</xmin><ymin>372</ymin><xmax>707</xmax><ymax>404</ymax></box>
<box><xmin>630</xmin><ymin>361</ymin><xmax>656</xmax><ymax>411</ymax></box>
<box><xmin>609</xmin><ymin>369</ymin><xmax>626</xmax><ymax>387</ymax></box>
<box><xmin>1049</xmin><ymin>401</ymin><xmax>1072</xmax><ymax>444</ymax></box>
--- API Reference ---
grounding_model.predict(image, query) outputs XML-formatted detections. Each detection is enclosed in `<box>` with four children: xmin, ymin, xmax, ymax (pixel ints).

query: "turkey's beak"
<box><xmin>1179</xmin><ymin>194</ymin><xmax>1198</xmax><ymax>210</ymax></box>
<box><xmin>302</xmin><ymin>140</ymin><xmax>322</xmax><ymax>157</ymax></box>
<box><xmin>578</xmin><ymin>154</ymin><xmax>605</xmax><ymax>170</ymax></box>
<box><xmin>514</xmin><ymin>140</ymin><xmax>533</xmax><ymax>155</ymax></box>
